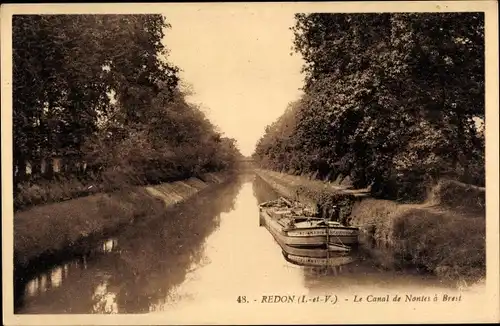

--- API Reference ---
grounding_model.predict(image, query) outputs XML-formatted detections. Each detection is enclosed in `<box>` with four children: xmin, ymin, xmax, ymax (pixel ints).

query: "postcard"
<box><xmin>2</xmin><ymin>1</ymin><xmax>499</xmax><ymax>325</ymax></box>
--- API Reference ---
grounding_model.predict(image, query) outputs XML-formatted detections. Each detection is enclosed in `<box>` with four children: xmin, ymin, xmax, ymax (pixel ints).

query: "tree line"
<box><xmin>13</xmin><ymin>15</ymin><xmax>242</xmax><ymax>207</ymax></box>
<box><xmin>253</xmin><ymin>13</ymin><xmax>485</xmax><ymax>201</ymax></box>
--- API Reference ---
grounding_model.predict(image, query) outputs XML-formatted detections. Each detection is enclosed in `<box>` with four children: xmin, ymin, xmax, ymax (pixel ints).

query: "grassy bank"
<box><xmin>14</xmin><ymin>170</ymin><xmax>235</xmax><ymax>212</ymax></box>
<box><xmin>15</xmin><ymin>175</ymin><xmax>106</xmax><ymax>211</ymax></box>
<box><xmin>256</xmin><ymin>169</ymin><xmax>486</xmax><ymax>283</ymax></box>
<box><xmin>350</xmin><ymin>179</ymin><xmax>485</xmax><ymax>282</ymax></box>
<box><xmin>14</xmin><ymin>172</ymin><xmax>231</xmax><ymax>269</ymax></box>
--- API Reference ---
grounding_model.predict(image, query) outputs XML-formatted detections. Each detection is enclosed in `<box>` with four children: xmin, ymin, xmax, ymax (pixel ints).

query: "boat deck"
<box><xmin>259</xmin><ymin>197</ymin><xmax>359</xmax><ymax>268</ymax></box>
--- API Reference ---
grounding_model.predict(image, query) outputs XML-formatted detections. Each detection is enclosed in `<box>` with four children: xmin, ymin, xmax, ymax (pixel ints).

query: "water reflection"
<box><xmin>150</xmin><ymin>180</ymin><xmax>310</xmax><ymax>314</ymax></box>
<box><xmin>50</xmin><ymin>266</ymin><xmax>63</xmax><ymax>288</ymax></box>
<box><xmin>92</xmin><ymin>279</ymin><xmax>118</xmax><ymax>314</ymax></box>
<box><xmin>253</xmin><ymin>174</ymin><xmax>281</xmax><ymax>228</ymax></box>
<box><xmin>253</xmin><ymin>174</ymin><xmax>359</xmax><ymax>272</ymax></box>
<box><xmin>251</xmin><ymin>174</ymin><xmax>462</xmax><ymax>292</ymax></box>
<box><xmin>252</xmin><ymin>173</ymin><xmax>281</xmax><ymax>205</ymax></box>
<box><xmin>16</xmin><ymin>177</ymin><xmax>243</xmax><ymax>314</ymax></box>
<box><xmin>102</xmin><ymin>239</ymin><xmax>117</xmax><ymax>253</ymax></box>
<box><xmin>16</xmin><ymin>173</ymin><xmax>467</xmax><ymax>316</ymax></box>
<box><xmin>21</xmin><ymin>237</ymin><xmax>119</xmax><ymax>303</ymax></box>
<box><xmin>25</xmin><ymin>279</ymin><xmax>38</xmax><ymax>298</ymax></box>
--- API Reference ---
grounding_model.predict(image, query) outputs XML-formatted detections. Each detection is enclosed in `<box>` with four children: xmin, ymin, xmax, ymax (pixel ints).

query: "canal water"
<box><xmin>14</xmin><ymin>173</ymin><xmax>486</xmax><ymax>321</ymax></box>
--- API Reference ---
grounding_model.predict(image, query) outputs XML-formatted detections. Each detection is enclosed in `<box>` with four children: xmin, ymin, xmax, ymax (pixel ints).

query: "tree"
<box><xmin>13</xmin><ymin>14</ymin><xmax>179</xmax><ymax>183</ymax></box>
<box><xmin>255</xmin><ymin>13</ymin><xmax>485</xmax><ymax>200</ymax></box>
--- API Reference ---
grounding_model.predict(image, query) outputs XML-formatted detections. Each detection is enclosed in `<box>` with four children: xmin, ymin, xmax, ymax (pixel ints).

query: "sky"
<box><xmin>162</xmin><ymin>6</ymin><xmax>305</xmax><ymax>156</ymax></box>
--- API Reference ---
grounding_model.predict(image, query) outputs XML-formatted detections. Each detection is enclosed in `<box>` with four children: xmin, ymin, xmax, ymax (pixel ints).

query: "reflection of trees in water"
<box><xmin>17</xmin><ymin>179</ymin><xmax>244</xmax><ymax>314</ymax></box>
<box><xmin>22</xmin><ymin>257</ymin><xmax>84</xmax><ymax>299</ymax></box>
<box><xmin>215</xmin><ymin>178</ymin><xmax>242</xmax><ymax>214</ymax></box>
<box><xmin>301</xmin><ymin>257</ymin><xmax>457</xmax><ymax>291</ymax></box>
<box><xmin>250</xmin><ymin>176</ymin><xmax>368</xmax><ymax>290</ymax></box>
<box><xmin>97</xmin><ymin>178</ymin><xmax>244</xmax><ymax>313</ymax></box>
<box><xmin>92</xmin><ymin>278</ymin><xmax>118</xmax><ymax>314</ymax></box>
<box><xmin>299</xmin><ymin>255</ymin><xmax>449</xmax><ymax>291</ymax></box>
<box><xmin>300</xmin><ymin>261</ymin><xmax>363</xmax><ymax>290</ymax></box>
<box><xmin>18</xmin><ymin>243</ymin><xmax>122</xmax><ymax>313</ymax></box>
<box><xmin>252</xmin><ymin>174</ymin><xmax>281</xmax><ymax>205</ymax></box>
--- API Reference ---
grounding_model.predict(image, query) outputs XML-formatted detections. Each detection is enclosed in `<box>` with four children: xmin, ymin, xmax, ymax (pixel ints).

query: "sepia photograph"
<box><xmin>1</xmin><ymin>1</ymin><xmax>499</xmax><ymax>325</ymax></box>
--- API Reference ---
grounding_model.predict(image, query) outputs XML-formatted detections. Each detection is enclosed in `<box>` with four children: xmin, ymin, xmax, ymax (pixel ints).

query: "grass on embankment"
<box><xmin>257</xmin><ymin>170</ymin><xmax>486</xmax><ymax>283</ymax></box>
<box><xmin>14</xmin><ymin>173</ymin><xmax>229</xmax><ymax>268</ymax></box>
<box><xmin>14</xmin><ymin>171</ymin><xmax>231</xmax><ymax>211</ymax></box>
<box><xmin>14</xmin><ymin>175</ymin><xmax>107</xmax><ymax>212</ymax></box>
<box><xmin>350</xmin><ymin>179</ymin><xmax>485</xmax><ymax>282</ymax></box>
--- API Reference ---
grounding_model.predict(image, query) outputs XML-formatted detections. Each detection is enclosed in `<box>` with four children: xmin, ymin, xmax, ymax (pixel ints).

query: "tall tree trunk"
<box><xmin>31</xmin><ymin>158</ymin><xmax>42</xmax><ymax>177</ymax></box>
<box><xmin>45</xmin><ymin>157</ymin><xmax>54</xmax><ymax>180</ymax></box>
<box><xmin>14</xmin><ymin>150</ymin><xmax>27</xmax><ymax>187</ymax></box>
<box><xmin>453</xmin><ymin>113</ymin><xmax>468</xmax><ymax>181</ymax></box>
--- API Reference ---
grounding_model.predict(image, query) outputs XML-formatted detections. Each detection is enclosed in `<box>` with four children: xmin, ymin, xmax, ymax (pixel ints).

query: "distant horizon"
<box><xmin>162</xmin><ymin>8</ymin><xmax>305</xmax><ymax>156</ymax></box>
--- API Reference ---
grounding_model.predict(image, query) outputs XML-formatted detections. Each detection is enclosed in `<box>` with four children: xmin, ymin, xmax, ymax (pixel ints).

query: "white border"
<box><xmin>1</xmin><ymin>2</ymin><xmax>498</xmax><ymax>325</ymax></box>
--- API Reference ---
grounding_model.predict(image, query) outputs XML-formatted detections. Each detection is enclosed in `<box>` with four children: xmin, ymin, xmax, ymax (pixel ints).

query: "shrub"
<box><xmin>427</xmin><ymin>179</ymin><xmax>485</xmax><ymax>215</ymax></box>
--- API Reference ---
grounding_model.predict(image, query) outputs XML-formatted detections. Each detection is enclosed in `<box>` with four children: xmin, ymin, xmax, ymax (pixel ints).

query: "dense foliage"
<box><xmin>13</xmin><ymin>15</ymin><xmax>241</xmax><ymax>205</ymax></box>
<box><xmin>253</xmin><ymin>13</ymin><xmax>485</xmax><ymax>201</ymax></box>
